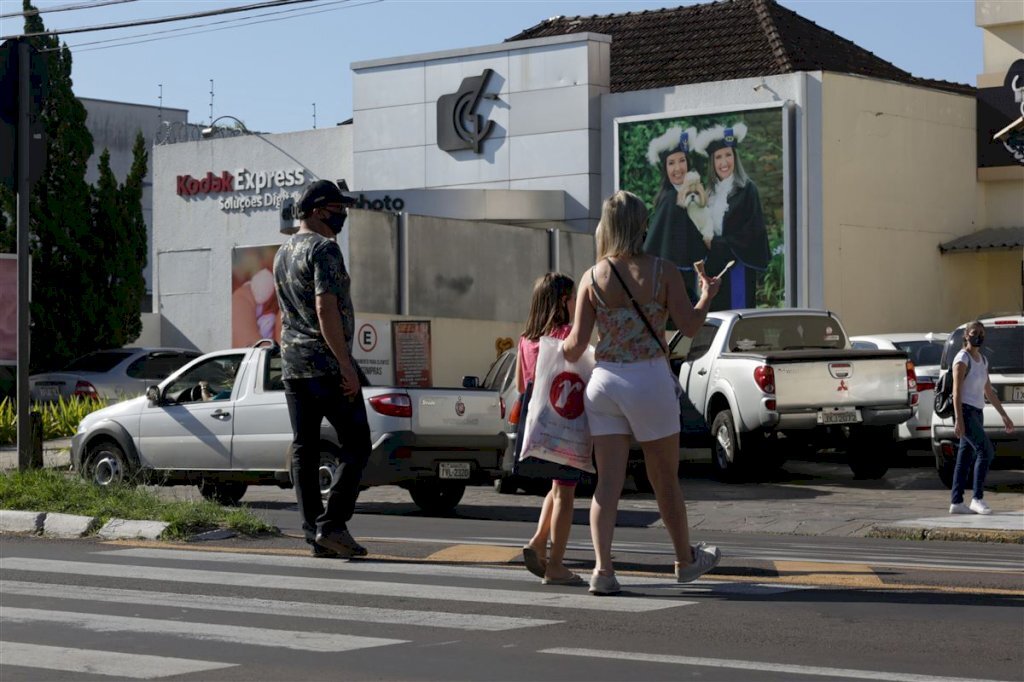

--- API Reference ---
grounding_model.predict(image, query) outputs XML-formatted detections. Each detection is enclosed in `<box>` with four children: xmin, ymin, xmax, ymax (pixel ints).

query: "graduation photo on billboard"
<box><xmin>616</xmin><ymin>105</ymin><xmax>787</xmax><ymax>311</ymax></box>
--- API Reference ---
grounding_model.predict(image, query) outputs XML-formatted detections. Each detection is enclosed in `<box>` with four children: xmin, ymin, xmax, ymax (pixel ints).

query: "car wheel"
<box><xmin>83</xmin><ymin>441</ymin><xmax>135</xmax><ymax>487</ymax></box>
<box><xmin>198</xmin><ymin>480</ymin><xmax>248</xmax><ymax>506</ymax></box>
<box><xmin>494</xmin><ymin>476</ymin><xmax>518</xmax><ymax>495</ymax></box>
<box><xmin>627</xmin><ymin>455</ymin><xmax>653</xmax><ymax>493</ymax></box>
<box><xmin>846</xmin><ymin>426</ymin><xmax>891</xmax><ymax>479</ymax></box>
<box><xmin>319</xmin><ymin>451</ymin><xmax>340</xmax><ymax>496</ymax></box>
<box><xmin>710</xmin><ymin>410</ymin><xmax>744</xmax><ymax>481</ymax></box>
<box><xmin>933</xmin><ymin>440</ymin><xmax>956</xmax><ymax>489</ymax></box>
<box><xmin>408</xmin><ymin>479</ymin><xmax>466</xmax><ymax>515</ymax></box>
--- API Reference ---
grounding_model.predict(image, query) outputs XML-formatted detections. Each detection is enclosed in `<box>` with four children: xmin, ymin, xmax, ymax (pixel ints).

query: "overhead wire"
<box><xmin>0</xmin><ymin>0</ymin><xmax>137</xmax><ymax>21</ymax></box>
<box><xmin>1</xmin><ymin>0</ymin><xmax>317</xmax><ymax>41</ymax></box>
<box><xmin>65</xmin><ymin>0</ymin><xmax>373</xmax><ymax>53</ymax></box>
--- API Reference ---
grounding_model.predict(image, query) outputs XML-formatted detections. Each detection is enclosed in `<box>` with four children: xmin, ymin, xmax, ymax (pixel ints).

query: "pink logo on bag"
<box><xmin>549</xmin><ymin>372</ymin><xmax>586</xmax><ymax>420</ymax></box>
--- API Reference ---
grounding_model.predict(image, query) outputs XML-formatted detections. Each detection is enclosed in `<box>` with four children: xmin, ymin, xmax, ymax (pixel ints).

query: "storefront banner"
<box><xmin>393</xmin><ymin>321</ymin><xmax>432</xmax><ymax>388</ymax></box>
<box><xmin>231</xmin><ymin>245</ymin><xmax>282</xmax><ymax>347</ymax></box>
<box><xmin>353</xmin><ymin>318</ymin><xmax>394</xmax><ymax>386</ymax></box>
<box><xmin>616</xmin><ymin>105</ymin><xmax>787</xmax><ymax>311</ymax></box>
<box><xmin>0</xmin><ymin>255</ymin><xmax>15</xmax><ymax>365</ymax></box>
<box><xmin>977</xmin><ymin>59</ymin><xmax>1024</xmax><ymax>168</ymax></box>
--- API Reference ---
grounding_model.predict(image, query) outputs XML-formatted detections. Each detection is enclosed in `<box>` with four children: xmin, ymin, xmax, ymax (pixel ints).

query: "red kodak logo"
<box><xmin>177</xmin><ymin>171</ymin><xmax>235</xmax><ymax>196</ymax></box>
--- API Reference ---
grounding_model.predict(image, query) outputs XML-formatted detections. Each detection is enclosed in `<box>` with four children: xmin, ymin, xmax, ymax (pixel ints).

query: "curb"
<box><xmin>0</xmin><ymin>509</ymin><xmax>45</xmax><ymax>533</ymax></box>
<box><xmin>43</xmin><ymin>512</ymin><xmax>100</xmax><ymax>538</ymax></box>
<box><xmin>97</xmin><ymin>518</ymin><xmax>169</xmax><ymax>540</ymax></box>
<box><xmin>867</xmin><ymin>525</ymin><xmax>1024</xmax><ymax>544</ymax></box>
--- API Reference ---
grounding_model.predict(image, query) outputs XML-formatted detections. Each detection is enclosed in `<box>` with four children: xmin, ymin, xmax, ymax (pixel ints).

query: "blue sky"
<box><xmin>0</xmin><ymin>0</ymin><xmax>981</xmax><ymax>134</ymax></box>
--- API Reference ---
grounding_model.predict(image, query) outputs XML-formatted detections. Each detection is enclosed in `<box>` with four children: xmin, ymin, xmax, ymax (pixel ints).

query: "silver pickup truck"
<box><xmin>71</xmin><ymin>342</ymin><xmax>507</xmax><ymax>514</ymax></box>
<box><xmin>672</xmin><ymin>309</ymin><xmax>915</xmax><ymax>480</ymax></box>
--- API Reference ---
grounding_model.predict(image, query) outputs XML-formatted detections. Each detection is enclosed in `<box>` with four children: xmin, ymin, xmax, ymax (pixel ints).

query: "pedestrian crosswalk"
<box><xmin>0</xmin><ymin>547</ymin><xmax>804</xmax><ymax>679</ymax></box>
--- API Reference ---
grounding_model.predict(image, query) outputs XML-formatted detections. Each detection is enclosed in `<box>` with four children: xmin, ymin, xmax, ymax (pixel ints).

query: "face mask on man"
<box><xmin>322</xmin><ymin>209</ymin><xmax>347</xmax><ymax>236</ymax></box>
<box><xmin>968</xmin><ymin>333</ymin><xmax>984</xmax><ymax>347</ymax></box>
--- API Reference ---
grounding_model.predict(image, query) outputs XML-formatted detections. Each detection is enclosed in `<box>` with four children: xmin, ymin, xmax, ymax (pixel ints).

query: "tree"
<box><xmin>0</xmin><ymin>1</ymin><xmax>148</xmax><ymax>371</ymax></box>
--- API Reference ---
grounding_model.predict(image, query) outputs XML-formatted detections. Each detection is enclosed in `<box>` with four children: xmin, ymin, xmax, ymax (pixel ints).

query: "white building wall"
<box><xmin>352</xmin><ymin>33</ymin><xmax>611</xmax><ymax>232</ymax></box>
<box><xmin>152</xmin><ymin>126</ymin><xmax>352</xmax><ymax>352</ymax></box>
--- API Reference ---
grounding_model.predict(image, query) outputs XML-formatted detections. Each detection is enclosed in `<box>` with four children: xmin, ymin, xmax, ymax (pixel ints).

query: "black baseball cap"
<box><xmin>296</xmin><ymin>179</ymin><xmax>355</xmax><ymax>218</ymax></box>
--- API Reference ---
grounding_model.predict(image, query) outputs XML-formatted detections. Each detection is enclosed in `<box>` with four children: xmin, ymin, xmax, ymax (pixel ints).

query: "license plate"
<box><xmin>37</xmin><ymin>385</ymin><xmax>59</xmax><ymax>401</ymax></box>
<box><xmin>817</xmin><ymin>407</ymin><xmax>860</xmax><ymax>425</ymax></box>
<box><xmin>438</xmin><ymin>462</ymin><xmax>471</xmax><ymax>479</ymax></box>
<box><xmin>1010</xmin><ymin>386</ymin><xmax>1024</xmax><ymax>403</ymax></box>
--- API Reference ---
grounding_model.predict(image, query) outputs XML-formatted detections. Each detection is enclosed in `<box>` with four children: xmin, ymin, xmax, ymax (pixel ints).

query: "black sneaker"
<box><xmin>315</xmin><ymin>530</ymin><xmax>368</xmax><ymax>558</ymax></box>
<box><xmin>310</xmin><ymin>542</ymin><xmax>341</xmax><ymax>558</ymax></box>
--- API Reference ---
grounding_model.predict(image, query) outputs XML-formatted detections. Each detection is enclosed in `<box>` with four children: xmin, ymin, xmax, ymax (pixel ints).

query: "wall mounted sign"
<box><xmin>393</xmin><ymin>320</ymin><xmax>431</xmax><ymax>388</ymax></box>
<box><xmin>977</xmin><ymin>59</ymin><xmax>1024</xmax><ymax>168</ymax></box>
<box><xmin>437</xmin><ymin>68</ymin><xmax>497</xmax><ymax>154</ymax></box>
<box><xmin>353</xmin><ymin>318</ymin><xmax>394</xmax><ymax>386</ymax></box>
<box><xmin>176</xmin><ymin>167</ymin><xmax>308</xmax><ymax>213</ymax></box>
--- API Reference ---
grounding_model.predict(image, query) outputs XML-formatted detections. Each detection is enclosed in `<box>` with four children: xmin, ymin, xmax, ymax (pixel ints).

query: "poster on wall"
<box><xmin>393</xmin><ymin>321</ymin><xmax>431</xmax><ymax>388</ymax></box>
<box><xmin>232</xmin><ymin>245</ymin><xmax>282</xmax><ymax>347</ymax></box>
<box><xmin>616</xmin><ymin>105</ymin><xmax>786</xmax><ymax>311</ymax></box>
<box><xmin>0</xmin><ymin>256</ymin><xmax>16</xmax><ymax>365</ymax></box>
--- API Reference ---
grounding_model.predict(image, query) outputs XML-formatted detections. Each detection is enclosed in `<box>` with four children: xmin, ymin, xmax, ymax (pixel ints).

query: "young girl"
<box><xmin>517</xmin><ymin>273</ymin><xmax>585</xmax><ymax>585</ymax></box>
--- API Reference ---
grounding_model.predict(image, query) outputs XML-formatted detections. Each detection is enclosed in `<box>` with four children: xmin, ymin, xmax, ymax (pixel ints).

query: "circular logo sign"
<box><xmin>358</xmin><ymin>323</ymin><xmax>378</xmax><ymax>353</ymax></box>
<box><xmin>455</xmin><ymin>399</ymin><xmax>466</xmax><ymax>416</ymax></box>
<box><xmin>549</xmin><ymin>371</ymin><xmax>586</xmax><ymax>420</ymax></box>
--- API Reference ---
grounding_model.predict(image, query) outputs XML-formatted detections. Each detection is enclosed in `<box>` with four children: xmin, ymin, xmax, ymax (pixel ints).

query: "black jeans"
<box><xmin>284</xmin><ymin>375</ymin><xmax>371</xmax><ymax>544</ymax></box>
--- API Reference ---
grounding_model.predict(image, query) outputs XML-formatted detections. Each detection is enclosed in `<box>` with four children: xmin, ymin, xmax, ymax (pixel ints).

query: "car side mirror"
<box><xmin>462</xmin><ymin>376</ymin><xmax>480</xmax><ymax>389</ymax></box>
<box><xmin>145</xmin><ymin>386</ymin><xmax>161</xmax><ymax>406</ymax></box>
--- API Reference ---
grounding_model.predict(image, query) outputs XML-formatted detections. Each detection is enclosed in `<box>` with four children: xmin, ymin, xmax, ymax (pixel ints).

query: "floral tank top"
<box><xmin>591</xmin><ymin>258</ymin><xmax>669</xmax><ymax>363</ymax></box>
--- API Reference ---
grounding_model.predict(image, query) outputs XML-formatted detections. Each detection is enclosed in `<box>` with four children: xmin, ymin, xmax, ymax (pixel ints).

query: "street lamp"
<box><xmin>201</xmin><ymin>115</ymin><xmax>251</xmax><ymax>138</ymax></box>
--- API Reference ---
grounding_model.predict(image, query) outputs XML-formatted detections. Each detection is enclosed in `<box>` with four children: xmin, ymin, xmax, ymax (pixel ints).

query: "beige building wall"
<box><xmin>820</xmin><ymin>73</ymin><xmax>977</xmax><ymax>335</ymax></box>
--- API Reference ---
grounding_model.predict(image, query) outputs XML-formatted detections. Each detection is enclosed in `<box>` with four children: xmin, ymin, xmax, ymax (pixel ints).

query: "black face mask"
<box><xmin>968</xmin><ymin>334</ymin><xmax>984</xmax><ymax>348</ymax></box>
<box><xmin>322</xmin><ymin>209</ymin><xmax>347</xmax><ymax>235</ymax></box>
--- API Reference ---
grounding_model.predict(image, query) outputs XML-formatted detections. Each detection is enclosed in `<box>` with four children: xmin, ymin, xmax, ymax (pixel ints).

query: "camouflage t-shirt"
<box><xmin>273</xmin><ymin>232</ymin><xmax>355</xmax><ymax>379</ymax></box>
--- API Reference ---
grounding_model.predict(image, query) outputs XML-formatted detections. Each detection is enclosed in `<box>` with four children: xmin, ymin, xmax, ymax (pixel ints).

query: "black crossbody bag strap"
<box><xmin>605</xmin><ymin>258</ymin><xmax>667</xmax><ymax>355</ymax></box>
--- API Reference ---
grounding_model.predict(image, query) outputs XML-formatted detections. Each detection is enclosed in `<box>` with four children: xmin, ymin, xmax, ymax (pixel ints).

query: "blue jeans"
<box><xmin>950</xmin><ymin>404</ymin><xmax>995</xmax><ymax>504</ymax></box>
<box><xmin>284</xmin><ymin>375</ymin><xmax>371</xmax><ymax>543</ymax></box>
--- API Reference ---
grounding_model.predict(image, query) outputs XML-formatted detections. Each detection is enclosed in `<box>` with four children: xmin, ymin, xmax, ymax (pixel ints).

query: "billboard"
<box><xmin>616</xmin><ymin>105</ymin><xmax>787</xmax><ymax>310</ymax></box>
<box><xmin>231</xmin><ymin>244</ymin><xmax>282</xmax><ymax>347</ymax></box>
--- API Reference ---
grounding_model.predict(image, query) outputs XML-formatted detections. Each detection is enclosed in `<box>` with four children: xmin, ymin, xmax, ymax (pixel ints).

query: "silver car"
<box><xmin>850</xmin><ymin>332</ymin><xmax>947</xmax><ymax>442</ymax></box>
<box><xmin>30</xmin><ymin>347</ymin><xmax>200</xmax><ymax>402</ymax></box>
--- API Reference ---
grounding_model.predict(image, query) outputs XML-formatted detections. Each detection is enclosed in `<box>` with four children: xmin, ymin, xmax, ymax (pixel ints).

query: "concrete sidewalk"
<box><xmin>0</xmin><ymin>438</ymin><xmax>72</xmax><ymax>470</ymax></box>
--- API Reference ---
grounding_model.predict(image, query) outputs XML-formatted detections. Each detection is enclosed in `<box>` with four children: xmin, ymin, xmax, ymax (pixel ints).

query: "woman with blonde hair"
<box><xmin>563</xmin><ymin>190</ymin><xmax>723</xmax><ymax>595</ymax></box>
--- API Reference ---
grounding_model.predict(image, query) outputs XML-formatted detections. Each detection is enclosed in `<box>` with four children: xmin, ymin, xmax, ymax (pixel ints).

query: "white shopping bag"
<box><xmin>520</xmin><ymin>336</ymin><xmax>596</xmax><ymax>473</ymax></box>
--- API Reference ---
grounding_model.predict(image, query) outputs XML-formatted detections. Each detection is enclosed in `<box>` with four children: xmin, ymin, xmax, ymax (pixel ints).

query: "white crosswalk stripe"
<box><xmin>0</xmin><ymin>549</ymin><xmax>710</xmax><ymax>679</ymax></box>
<box><xmin>0</xmin><ymin>642</ymin><xmax>235</xmax><ymax>679</ymax></box>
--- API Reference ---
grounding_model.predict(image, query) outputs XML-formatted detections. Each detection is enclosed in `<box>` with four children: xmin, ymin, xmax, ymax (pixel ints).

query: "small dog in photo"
<box><xmin>675</xmin><ymin>170</ymin><xmax>714</xmax><ymax>246</ymax></box>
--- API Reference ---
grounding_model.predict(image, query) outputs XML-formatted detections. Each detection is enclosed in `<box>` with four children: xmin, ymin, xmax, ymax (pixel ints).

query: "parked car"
<box><xmin>670</xmin><ymin>308</ymin><xmax>915</xmax><ymax>480</ymax></box>
<box><xmin>71</xmin><ymin>342</ymin><xmax>507</xmax><ymax>514</ymax></box>
<box><xmin>930</xmin><ymin>314</ymin><xmax>1024</xmax><ymax>488</ymax></box>
<box><xmin>850</xmin><ymin>332</ymin><xmax>947</xmax><ymax>442</ymax></box>
<box><xmin>30</xmin><ymin>348</ymin><xmax>201</xmax><ymax>402</ymax></box>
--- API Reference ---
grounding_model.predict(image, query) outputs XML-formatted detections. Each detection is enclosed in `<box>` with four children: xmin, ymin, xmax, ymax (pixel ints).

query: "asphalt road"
<box><xmin>2</xmin><ymin>536</ymin><xmax>1022</xmax><ymax>682</ymax></box>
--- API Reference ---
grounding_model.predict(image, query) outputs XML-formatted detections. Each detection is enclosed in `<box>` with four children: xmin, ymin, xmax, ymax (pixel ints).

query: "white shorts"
<box><xmin>584</xmin><ymin>358</ymin><xmax>681</xmax><ymax>442</ymax></box>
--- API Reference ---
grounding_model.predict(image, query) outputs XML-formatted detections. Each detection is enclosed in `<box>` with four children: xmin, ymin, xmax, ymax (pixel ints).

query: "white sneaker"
<box><xmin>676</xmin><ymin>544</ymin><xmax>722</xmax><ymax>583</ymax></box>
<box><xmin>969</xmin><ymin>498</ymin><xmax>992</xmax><ymax>515</ymax></box>
<box><xmin>948</xmin><ymin>502</ymin><xmax>972</xmax><ymax>515</ymax></box>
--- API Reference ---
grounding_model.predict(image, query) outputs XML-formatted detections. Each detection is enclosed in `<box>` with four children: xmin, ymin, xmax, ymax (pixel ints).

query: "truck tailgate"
<box><xmin>413</xmin><ymin>391</ymin><xmax>503</xmax><ymax>436</ymax></box>
<box><xmin>773</xmin><ymin>357</ymin><xmax>909</xmax><ymax>409</ymax></box>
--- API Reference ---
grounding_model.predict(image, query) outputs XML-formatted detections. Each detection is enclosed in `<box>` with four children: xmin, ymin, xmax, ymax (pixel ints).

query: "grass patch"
<box><xmin>0</xmin><ymin>469</ymin><xmax>278</xmax><ymax>540</ymax></box>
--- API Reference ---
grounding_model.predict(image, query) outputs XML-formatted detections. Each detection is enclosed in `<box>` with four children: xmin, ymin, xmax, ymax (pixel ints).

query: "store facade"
<box><xmin>150</xmin><ymin>1</ymin><xmax>1012</xmax><ymax>386</ymax></box>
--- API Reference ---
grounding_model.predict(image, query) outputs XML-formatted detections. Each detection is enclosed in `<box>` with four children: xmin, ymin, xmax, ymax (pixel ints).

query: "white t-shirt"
<box><xmin>953</xmin><ymin>349</ymin><xmax>987</xmax><ymax>410</ymax></box>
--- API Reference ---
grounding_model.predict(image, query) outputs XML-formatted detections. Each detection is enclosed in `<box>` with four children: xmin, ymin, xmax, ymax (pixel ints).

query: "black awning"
<box><xmin>939</xmin><ymin>226</ymin><xmax>1024</xmax><ymax>254</ymax></box>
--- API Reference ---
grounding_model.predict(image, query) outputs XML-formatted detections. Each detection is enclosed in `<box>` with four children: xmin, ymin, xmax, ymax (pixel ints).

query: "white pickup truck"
<box><xmin>70</xmin><ymin>342</ymin><xmax>507</xmax><ymax>514</ymax></box>
<box><xmin>671</xmin><ymin>309</ymin><xmax>915</xmax><ymax>480</ymax></box>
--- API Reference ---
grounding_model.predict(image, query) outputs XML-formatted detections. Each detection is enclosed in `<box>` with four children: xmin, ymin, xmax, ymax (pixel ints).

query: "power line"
<box><xmin>1</xmin><ymin>0</ymin><xmax>316</xmax><ymax>41</ymax></box>
<box><xmin>64</xmin><ymin>0</ymin><xmax>365</xmax><ymax>52</ymax></box>
<box><xmin>0</xmin><ymin>0</ymin><xmax>137</xmax><ymax>21</ymax></box>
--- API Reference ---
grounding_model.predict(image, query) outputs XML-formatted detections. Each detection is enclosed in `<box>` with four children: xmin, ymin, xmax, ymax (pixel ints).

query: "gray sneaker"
<box><xmin>315</xmin><ymin>529</ymin><xmax>368</xmax><ymax>558</ymax></box>
<box><xmin>588</xmin><ymin>572</ymin><xmax>622</xmax><ymax>595</ymax></box>
<box><xmin>676</xmin><ymin>544</ymin><xmax>721</xmax><ymax>583</ymax></box>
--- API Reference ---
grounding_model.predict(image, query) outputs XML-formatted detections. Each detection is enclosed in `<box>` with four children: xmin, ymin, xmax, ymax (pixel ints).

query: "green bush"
<box><xmin>0</xmin><ymin>468</ymin><xmax>277</xmax><ymax>539</ymax></box>
<box><xmin>0</xmin><ymin>396</ymin><xmax>109</xmax><ymax>445</ymax></box>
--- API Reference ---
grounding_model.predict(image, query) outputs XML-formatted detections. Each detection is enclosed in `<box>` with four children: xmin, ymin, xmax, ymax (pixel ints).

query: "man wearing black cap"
<box><xmin>273</xmin><ymin>179</ymin><xmax>369</xmax><ymax>558</ymax></box>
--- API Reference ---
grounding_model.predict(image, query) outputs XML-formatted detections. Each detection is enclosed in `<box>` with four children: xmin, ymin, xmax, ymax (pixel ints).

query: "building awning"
<box><xmin>939</xmin><ymin>226</ymin><xmax>1024</xmax><ymax>254</ymax></box>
